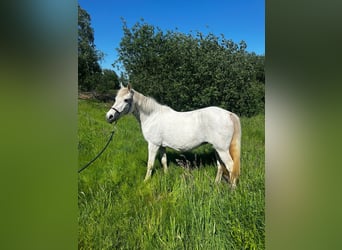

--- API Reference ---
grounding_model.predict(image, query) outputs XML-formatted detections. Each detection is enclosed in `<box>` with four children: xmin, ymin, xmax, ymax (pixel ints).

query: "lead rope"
<box><xmin>78</xmin><ymin>130</ymin><xmax>115</xmax><ymax>173</ymax></box>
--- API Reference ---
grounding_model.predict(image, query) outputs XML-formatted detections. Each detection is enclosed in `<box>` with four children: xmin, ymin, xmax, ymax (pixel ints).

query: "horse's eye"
<box><xmin>124</xmin><ymin>99</ymin><xmax>129</xmax><ymax>102</ymax></box>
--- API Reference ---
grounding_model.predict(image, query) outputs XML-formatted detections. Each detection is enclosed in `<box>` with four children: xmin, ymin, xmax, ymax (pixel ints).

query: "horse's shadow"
<box><xmin>138</xmin><ymin>146</ymin><xmax>232</xmax><ymax>183</ymax></box>
<box><xmin>160</xmin><ymin>146</ymin><xmax>217</xmax><ymax>170</ymax></box>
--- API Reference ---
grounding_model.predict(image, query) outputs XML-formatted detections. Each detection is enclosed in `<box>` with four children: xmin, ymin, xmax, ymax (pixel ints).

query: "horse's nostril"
<box><xmin>109</xmin><ymin>114</ymin><xmax>113</xmax><ymax>119</ymax></box>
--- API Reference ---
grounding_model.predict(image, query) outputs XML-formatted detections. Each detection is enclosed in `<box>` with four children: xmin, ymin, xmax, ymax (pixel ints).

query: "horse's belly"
<box><xmin>161</xmin><ymin>129</ymin><xmax>205</xmax><ymax>151</ymax></box>
<box><xmin>162</xmin><ymin>141</ymin><xmax>203</xmax><ymax>152</ymax></box>
<box><xmin>162</xmin><ymin>141</ymin><xmax>204</xmax><ymax>152</ymax></box>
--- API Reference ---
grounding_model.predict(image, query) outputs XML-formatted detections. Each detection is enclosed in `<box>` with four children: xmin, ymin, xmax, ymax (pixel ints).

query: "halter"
<box><xmin>111</xmin><ymin>99</ymin><xmax>132</xmax><ymax>116</ymax></box>
<box><xmin>111</xmin><ymin>107</ymin><xmax>122</xmax><ymax>115</ymax></box>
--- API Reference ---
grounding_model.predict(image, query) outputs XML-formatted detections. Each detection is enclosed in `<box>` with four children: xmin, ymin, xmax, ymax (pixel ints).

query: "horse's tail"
<box><xmin>229</xmin><ymin>113</ymin><xmax>241</xmax><ymax>186</ymax></box>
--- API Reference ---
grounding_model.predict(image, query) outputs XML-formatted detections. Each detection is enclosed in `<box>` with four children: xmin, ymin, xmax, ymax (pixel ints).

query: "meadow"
<box><xmin>78</xmin><ymin>99</ymin><xmax>264</xmax><ymax>249</ymax></box>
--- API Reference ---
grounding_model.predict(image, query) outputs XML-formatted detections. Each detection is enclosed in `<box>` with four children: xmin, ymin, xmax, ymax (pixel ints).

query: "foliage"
<box><xmin>115</xmin><ymin>20</ymin><xmax>264</xmax><ymax>116</ymax></box>
<box><xmin>78</xmin><ymin>4</ymin><xmax>102</xmax><ymax>91</ymax></box>
<box><xmin>78</xmin><ymin>100</ymin><xmax>265</xmax><ymax>249</ymax></box>
<box><xmin>78</xmin><ymin>4</ymin><xmax>119</xmax><ymax>93</ymax></box>
<box><xmin>95</xmin><ymin>69</ymin><xmax>120</xmax><ymax>94</ymax></box>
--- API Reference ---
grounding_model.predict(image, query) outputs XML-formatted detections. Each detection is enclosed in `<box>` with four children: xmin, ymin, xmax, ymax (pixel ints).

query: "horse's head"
<box><xmin>106</xmin><ymin>83</ymin><xmax>134</xmax><ymax>123</ymax></box>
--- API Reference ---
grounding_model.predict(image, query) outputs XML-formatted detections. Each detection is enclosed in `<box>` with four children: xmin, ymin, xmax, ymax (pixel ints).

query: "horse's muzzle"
<box><xmin>107</xmin><ymin>115</ymin><xmax>115</xmax><ymax>123</ymax></box>
<box><xmin>106</xmin><ymin>111</ymin><xmax>120</xmax><ymax>123</ymax></box>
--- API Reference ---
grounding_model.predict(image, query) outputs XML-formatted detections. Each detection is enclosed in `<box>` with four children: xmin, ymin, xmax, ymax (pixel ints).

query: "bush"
<box><xmin>116</xmin><ymin>20</ymin><xmax>264</xmax><ymax>117</ymax></box>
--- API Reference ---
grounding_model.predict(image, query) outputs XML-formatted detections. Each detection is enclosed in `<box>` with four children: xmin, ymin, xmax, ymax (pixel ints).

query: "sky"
<box><xmin>78</xmin><ymin>0</ymin><xmax>264</xmax><ymax>74</ymax></box>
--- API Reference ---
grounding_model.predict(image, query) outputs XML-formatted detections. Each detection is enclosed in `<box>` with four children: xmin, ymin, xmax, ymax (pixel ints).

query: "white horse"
<box><xmin>106</xmin><ymin>84</ymin><xmax>241</xmax><ymax>187</ymax></box>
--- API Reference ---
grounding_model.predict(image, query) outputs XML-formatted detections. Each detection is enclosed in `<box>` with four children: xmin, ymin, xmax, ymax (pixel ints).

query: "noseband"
<box><xmin>111</xmin><ymin>100</ymin><xmax>132</xmax><ymax>116</ymax></box>
<box><xmin>111</xmin><ymin>107</ymin><xmax>121</xmax><ymax>115</ymax></box>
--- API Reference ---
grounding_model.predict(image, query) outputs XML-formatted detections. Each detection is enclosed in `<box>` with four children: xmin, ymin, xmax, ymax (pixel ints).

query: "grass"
<box><xmin>78</xmin><ymin>99</ymin><xmax>264</xmax><ymax>249</ymax></box>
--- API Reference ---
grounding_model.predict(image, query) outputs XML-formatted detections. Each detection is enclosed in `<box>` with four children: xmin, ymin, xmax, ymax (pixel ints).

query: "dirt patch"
<box><xmin>78</xmin><ymin>92</ymin><xmax>116</xmax><ymax>102</ymax></box>
<box><xmin>78</xmin><ymin>92</ymin><xmax>94</xmax><ymax>100</ymax></box>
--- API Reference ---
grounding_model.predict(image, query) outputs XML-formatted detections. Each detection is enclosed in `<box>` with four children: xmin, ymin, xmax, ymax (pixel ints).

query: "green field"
<box><xmin>78</xmin><ymin>99</ymin><xmax>265</xmax><ymax>249</ymax></box>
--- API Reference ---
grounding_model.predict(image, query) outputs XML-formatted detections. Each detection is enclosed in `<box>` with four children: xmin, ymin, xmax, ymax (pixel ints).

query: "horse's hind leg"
<box><xmin>144</xmin><ymin>142</ymin><xmax>159</xmax><ymax>181</ymax></box>
<box><xmin>216</xmin><ymin>160</ymin><xmax>230</xmax><ymax>183</ymax></box>
<box><xmin>160</xmin><ymin>147</ymin><xmax>168</xmax><ymax>173</ymax></box>
<box><xmin>215</xmin><ymin>149</ymin><xmax>234</xmax><ymax>186</ymax></box>
<box><xmin>215</xmin><ymin>151</ymin><xmax>230</xmax><ymax>183</ymax></box>
<box><xmin>215</xmin><ymin>160</ymin><xmax>223</xmax><ymax>182</ymax></box>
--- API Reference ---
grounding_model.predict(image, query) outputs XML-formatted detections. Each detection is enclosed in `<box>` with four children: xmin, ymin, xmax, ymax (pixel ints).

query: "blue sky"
<box><xmin>78</xmin><ymin>0</ymin><xmax>264</xmax><ymax>73</ymax></box>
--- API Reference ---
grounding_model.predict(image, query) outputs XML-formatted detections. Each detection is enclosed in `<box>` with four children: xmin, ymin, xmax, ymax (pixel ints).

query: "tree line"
<box><xmin>78</xmin><ymin>4</ymin><xmax>119</xmax><ymax>96</ymax></box>
<box><xmin>78</xmin><ymin>5</ymin><xmax>264</xmax><ymax>117</ymax></box>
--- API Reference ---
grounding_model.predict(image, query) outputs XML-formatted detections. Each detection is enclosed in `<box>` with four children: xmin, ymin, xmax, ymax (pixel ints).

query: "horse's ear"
<box><xmin>120</xmin><ymin>82</ymin><xmax>124</xmax><ymax>89</ymax></box>
<box><xmin>127</xmin><ymin>83</ymin><xmax>131</xmax><ymax>91</ymax></box>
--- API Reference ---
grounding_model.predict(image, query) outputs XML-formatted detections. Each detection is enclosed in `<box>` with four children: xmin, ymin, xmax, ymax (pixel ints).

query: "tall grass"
<box><xmin>78</xmin><ymin>99</ymin><xmax>264</xmax><ymax>249</ymax></box>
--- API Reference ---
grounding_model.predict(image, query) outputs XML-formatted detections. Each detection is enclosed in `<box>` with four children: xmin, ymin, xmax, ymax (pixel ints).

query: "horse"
<box><xmin>106</xmin><ymin>84</ymin><xmax>241</xmax><ymax>187</ymax></box>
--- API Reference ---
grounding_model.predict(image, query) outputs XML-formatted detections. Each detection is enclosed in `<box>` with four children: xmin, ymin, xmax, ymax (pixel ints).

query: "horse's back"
<box><xmin>155</xmin><ymin>106</ymin><xmax>234</xmax><ymax>151</ymax></box>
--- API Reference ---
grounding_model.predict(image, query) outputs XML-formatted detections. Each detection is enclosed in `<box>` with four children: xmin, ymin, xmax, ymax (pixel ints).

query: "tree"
<box><xmin>78</xmin><ymin>4</ymin><xmax>103</xmax><ymax>91</ymax></box>
<box><xmin>96</xmin><ymin>69</ymin><xmax>119</xmax><ymax>93</ymax></box>
<box><xmin>115</xmin><ymin>20</ymin><xmax>264</xmax><ymax>116</ymax></box>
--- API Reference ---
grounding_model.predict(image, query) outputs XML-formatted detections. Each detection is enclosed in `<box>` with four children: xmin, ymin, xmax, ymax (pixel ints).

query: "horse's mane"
<box><xmin>133</xmin><ymin>90</ymin><xmax>171</xmax><ymax>114</ymax></box>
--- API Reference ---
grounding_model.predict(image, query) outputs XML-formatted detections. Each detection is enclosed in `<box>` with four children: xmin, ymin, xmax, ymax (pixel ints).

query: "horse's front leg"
<box><xmin>144</xmin><ymin>142</ymin><xmax>160</xmax><ymax>181</ymax></box>
<box><xmin>160</xmin><ymin>147</ymin><xmax>168</xmax><ymax>173</ymax></box>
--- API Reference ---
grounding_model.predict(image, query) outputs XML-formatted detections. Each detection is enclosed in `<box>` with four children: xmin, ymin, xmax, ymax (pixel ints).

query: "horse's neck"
<box><xmin>132</xmin><ymin>91</ymin><xmax>163</xmax><ymax>124</ymax></box>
